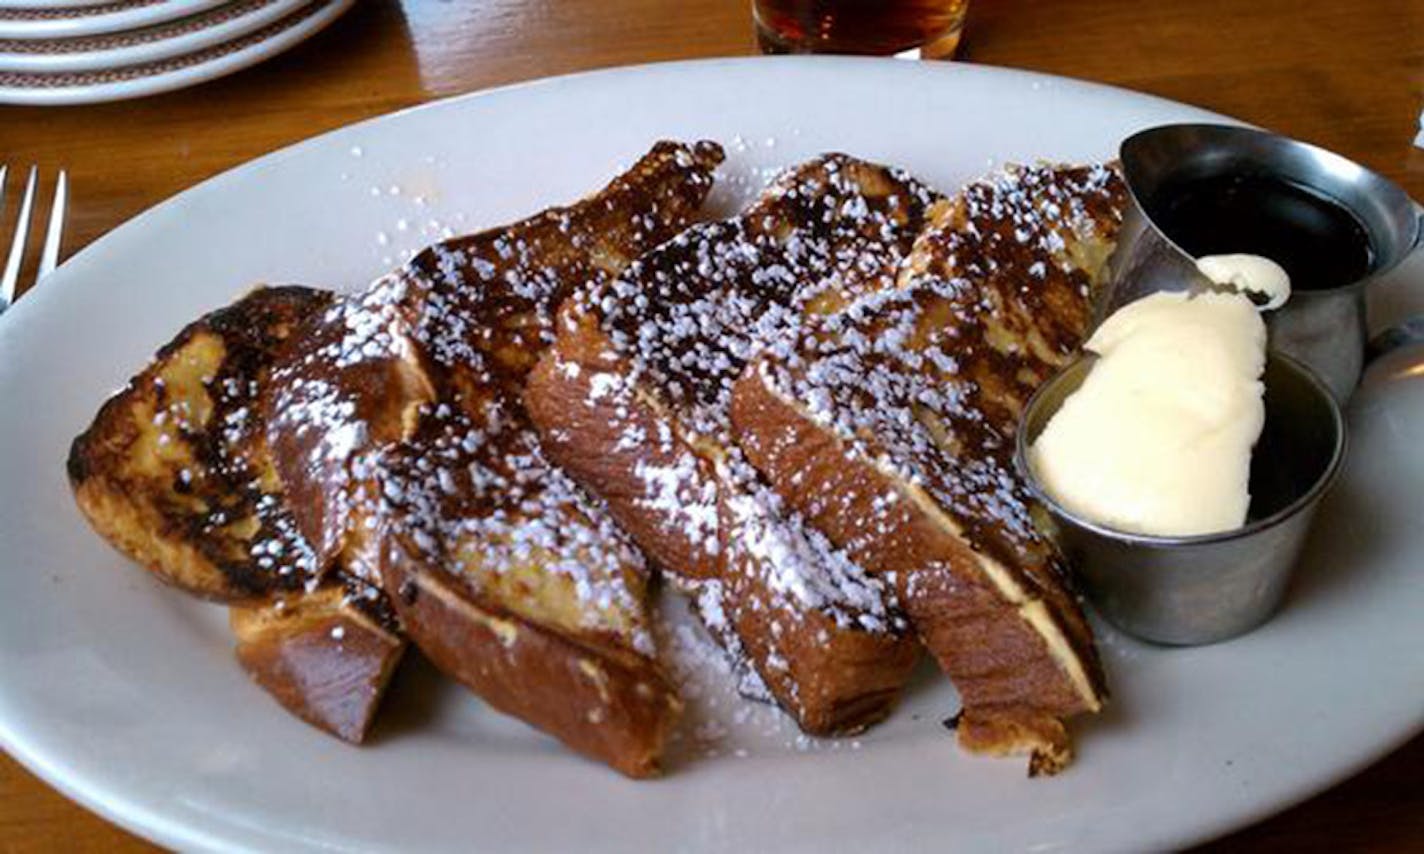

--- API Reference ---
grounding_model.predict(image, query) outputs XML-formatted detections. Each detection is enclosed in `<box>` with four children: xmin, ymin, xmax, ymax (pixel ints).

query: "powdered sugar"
<box><xmin>596</xmin><ymin>155</ymin><xmax>937</xmax><ymax>444</ymax></box>
<box><xmin>754</xmin><ymin>162</ymin><xmax>1127</xmax><ymax>570</ymax></box>
<box><xmin>634</xmin><ymin>455</ymin><xmax>720</xmax><ymax>556</ymax></box>
<box><xmin>136</xmin><ymin>288</ymin><xmax>331</xmax><ymax>593</ymax></box>
<box><xmin>264</xmin><ymin>140</ymin><xmax>724</xmax><ymax>660</ymax></box>
<box><xmin>727</xmin><ymin>474</ymin><xmax>897</xmax><ymax>633</ymax></box>
<box><xmin>551</xmin><ymin>154</ymin><xmax>937</xmax><ymax>708</ymax></box>
<box><xmin>380</xmin><ymin>399</ymin><xmax>658</xmax><ymax>654</ymax></box>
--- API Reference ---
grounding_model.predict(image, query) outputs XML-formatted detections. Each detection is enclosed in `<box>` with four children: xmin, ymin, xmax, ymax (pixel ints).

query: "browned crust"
<box><xmin>67</xmin><ymin>285</ymin><xmax>333</xmax><ymax>601</ymax></box>
<box><xmin>70</xmin><ymin>474</ymin><xmax>239</xmax><ymax>601</ymax></box>
<box><xmin>383</xmin><ymin>542</ymin><xmax>681</xmax><ymax>779</ymax></box>
<box><xmin>230</xmin><ymin>584</ymin><xmax>406</xmax><ymax>743</ymax></box>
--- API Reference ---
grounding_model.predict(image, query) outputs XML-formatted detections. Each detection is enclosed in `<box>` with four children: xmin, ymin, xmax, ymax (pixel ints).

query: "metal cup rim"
<box><xmin>1015</xmin><ymin>348</ymin><xmax>1348</xmax><ymax>548</ymax></box>
<box><xmin>1119</xmin><ymin>122</ymin><xmax>1423</xmax><ymax>293</ymax></box>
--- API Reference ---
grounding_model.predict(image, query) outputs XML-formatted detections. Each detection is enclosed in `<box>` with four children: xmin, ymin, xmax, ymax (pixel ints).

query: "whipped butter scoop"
<box><xmin>1028</xmin><ymin>290</ymin><xmax>1267</xmax><ymax>536</ymax></box>
<box><xmin>1196</xmin><ymin>253</ymin><xmax>1291</xmax><ymax>309</ymax></box>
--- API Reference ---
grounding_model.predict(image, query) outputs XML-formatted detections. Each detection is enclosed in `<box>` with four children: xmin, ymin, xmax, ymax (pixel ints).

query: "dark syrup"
<box><xmin>1149</xmin><ymin>173</ymin><xmax>1375</xmax><ymax>291</ymax></box>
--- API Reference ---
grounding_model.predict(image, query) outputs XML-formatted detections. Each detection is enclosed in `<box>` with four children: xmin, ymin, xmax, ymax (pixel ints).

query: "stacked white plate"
<box><xmin>0</xmin><ymin>0</ymin><xmax>355</xmax><ymax>105</ymax></box>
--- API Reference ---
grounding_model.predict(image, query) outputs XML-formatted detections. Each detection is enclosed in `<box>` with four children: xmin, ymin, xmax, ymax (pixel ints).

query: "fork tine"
<box><xmin>37</xmin><ymin>169</ymin><xmax>67</xmax><ymax>280</ymax></box>
<box><xmin>1</xmin><ymin>165</ymin><xmax>38</xmax><ymax>306</ymax></box>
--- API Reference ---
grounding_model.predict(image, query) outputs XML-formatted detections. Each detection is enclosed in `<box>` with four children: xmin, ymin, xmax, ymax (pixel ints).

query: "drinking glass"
<box><xmin>753</xmin><ymin>0</ymin><xmax>970</xmax><ymax>59</ymax></box>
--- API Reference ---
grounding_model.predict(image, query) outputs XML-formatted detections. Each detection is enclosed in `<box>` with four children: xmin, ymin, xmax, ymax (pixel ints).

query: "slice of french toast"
<box><xmin>67</xmin><ymin>286</ymin><xmax>407</xmax><ymax>743</ymax></box>
<box><xmin>261</xmin><ymin>140</ymin><xmax>724</xmax><ymax>776</ymax></box>
<box><xmin>729</xmin><ymin>164</ymin><xmax>1124</xmax><ymax>774</ymax></box>
<box><xmin>69</xmin><ymin>286</ymin><xmax>331</xmax><ymax>601</ymax></box>
<box><xmin>525</xmin><ymin>155</ymin><xmax>940</xmax><ymax>735</ymax></box>
<box><xmin>378</xmin><ymin>399</ymin><xmax>676</xmax><ymax>777</ymax></box>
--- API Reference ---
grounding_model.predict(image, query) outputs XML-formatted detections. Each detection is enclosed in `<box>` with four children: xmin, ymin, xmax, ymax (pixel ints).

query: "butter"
<box><xmin>1196</xmin><ymin>253</ymin><xmax>1291</xmax><ymax>310</ymax></box>
<box><xmin>1029</xmin><ymin>291</ymin><xmax>1267</xmax><ymax>536</ymax></box>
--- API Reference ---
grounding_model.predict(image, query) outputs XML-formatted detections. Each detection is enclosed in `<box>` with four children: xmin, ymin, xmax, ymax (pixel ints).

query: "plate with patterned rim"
<box><xmin>0</xmin><ymin>1</ymin><xmax>108</xmax><ymax>10</ymax></box>
<box><xmin>0</xmin><ymin>0</ymin><xmax>230</xmax><ymax>40</ymax></box>
<box><xmin>0</xmin><ymin>0</ymin><xmax>351</xmax><ymax>104</ymax></box>
<box><xmin>0</xmin><ymin>0</ymin><xmax>312</xmax><ymax>73</ymax></box>
<box><xmin>0</xmin><ymin>58</ymin><xmax>1420</xmax><ymax>853</ymax></box>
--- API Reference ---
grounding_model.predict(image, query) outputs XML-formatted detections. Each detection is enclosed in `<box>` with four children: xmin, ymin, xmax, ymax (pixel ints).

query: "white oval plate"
<box><xmin>0</xmin><ymin>0</ymin><xmax>351</xmax><ymax>104</ymax></box>
<box><xmin>0</xmin><ymin>58</ymin><xmax>1420</xmax><ymax>853</ymax></box>
<box><xmin>0</xmin><ymin>0</ymin><xmax>312</xmax><ymax>73</ymax></box>
<box><xmin>0</xmin><ymin>0</ymin><xmax>228</xmax><ymax>40</ymax></box>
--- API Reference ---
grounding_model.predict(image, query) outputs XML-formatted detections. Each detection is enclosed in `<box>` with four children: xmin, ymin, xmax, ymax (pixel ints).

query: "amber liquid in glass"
<box><xmin>754</xmin><ymin>0</ymin><xmax>969</xmax><ymax>59</ymax></box>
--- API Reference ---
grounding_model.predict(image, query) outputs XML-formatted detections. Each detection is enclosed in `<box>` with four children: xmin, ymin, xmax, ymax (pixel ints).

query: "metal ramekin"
<box><xmin>1016</xmin><ymin>351</ymin><xmax>1347</xmax><ymax>645</ymax></box>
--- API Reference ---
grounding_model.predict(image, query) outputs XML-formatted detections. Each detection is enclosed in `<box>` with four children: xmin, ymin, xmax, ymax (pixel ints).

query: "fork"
<box><xmin>0</xmin><ymin>165</ymin><xmax>69</xmax><ymax>314</ymax></box>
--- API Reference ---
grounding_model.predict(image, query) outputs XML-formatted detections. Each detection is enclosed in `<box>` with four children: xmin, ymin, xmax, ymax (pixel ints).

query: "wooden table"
<box><xmin>1</xmin><ymin>0</ymin><xmax>1420</xmax><ymax>849</ymax></box>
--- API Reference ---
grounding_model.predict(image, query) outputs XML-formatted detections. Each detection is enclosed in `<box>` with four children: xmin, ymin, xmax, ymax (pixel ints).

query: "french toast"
<box><xmin>68</xmin><ymin>141</ymin><xmax>1129</xmax><ymax>780</ymax></box>
<box><xmin>729</xmin><ymin>164</ymin><xmax>1124</xmax><ymax>773</ymax></box>
<box><xmin>525</xmin><ymin>155</ymin><xmax>940</xmax><ymax>734</ymax></box>
<box><xmin>69</xmin><ymin>286</ymin><xmax>331</xmax><ymax>601</ymax></box>
<box><xmin>67</xmin><ymin>286</ymin><xmax>407</xmax><ymax>742</ymax></box>
<box><xmin>261</xmin><ymin>140</ymin><xmax>725</xmax><ymax>776</ymax></box>
<box><xmin>378</xmin><ymin>403</ymin><xmax>677</xmax><ymax>777</ymax></box>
